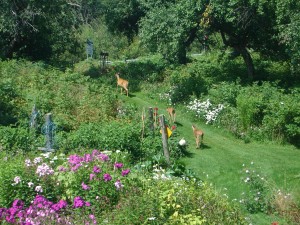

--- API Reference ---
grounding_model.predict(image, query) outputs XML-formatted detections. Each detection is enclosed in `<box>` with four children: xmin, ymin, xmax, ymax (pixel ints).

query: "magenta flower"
<box><xmin>73</xmin><ymin>196</ymin><xmax>85</xmax><ymax>208</ymax></box>
<box><xmin>85</xmin><ymin>202</ymin><xmax>91</xmax><ymax>207</ymax></box>
<box><xmin>93</xmin><ymin>166</ymin><xmax>101</xmax><ymax>174</ymax></box>
<box><xmin>84</xmin><ymin>154</ymin><xmax>92</xmax><ymax>163</ymax></box>
<box><xmin>51</xmin><ymin>199</ymin><xmax>68</xmax><ymax>211</ymax></box>
<box><xmin>114</xmin><ymin>162</ymin><xmax>123</xmax><ymax>169</ymax></box>
<box><xmin>68</xmin><ymin>154</ymin><xmax>83</xmax><ymax>165</ymax></box>
<box><xmin>90</xmin><ymin>173</ymin><xmax>96</xmax><ymax>180</ymax></box>
<box><xmin>81</xmin><ymin>182</ymin><xmax>90</xmax><ymax>190</ymax></box>
<box><xmin>12</xmin><ymin>199</ymin><xmax>24</xmax><ymax>210</ymax></box>
<box><xmin>98</xmin><ymin>153</ymin><xmax>109</xmax><ymax>162</ymax></box>
<box><xmin>121</xmin><ymin>169</ymin><xmax>130</xmax><ymax>176</ymax></box>
<box><xmin>103</xmin><ymin>173</ymin><xmax>112</xmax><ymax>182</ymax></box>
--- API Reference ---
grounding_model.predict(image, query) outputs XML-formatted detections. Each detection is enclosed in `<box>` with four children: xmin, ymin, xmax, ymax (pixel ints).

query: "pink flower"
<box><xmin>121</xmin><ymin>169</ymin><xmax>130</xmax><ymax>176</ymax></box>
<box><xmin>103</xmin><ymin>173</ymin><xmax>112</xmax><ymax>182</ymax></box>
<box><xmin>81</xmin><ymin>182</ymin><xmax>90</xmax><ymax>190</ymax></box>
<box><xmin>98</xmin><ymin>153</ymin><xmax>109</xmax><ymax>162</ymax></box>
<box><xmin>85</xmin><ymin>201</ymin><xmax>91</xmax><ymax>207</ymax></box>
<box><xmin>90</xmin><ymin>173</ymin><xmax>95</xmax><ymax>180</ymax></box>
<box><xmin>114</xmin><ymin>162</ymin><xmax>123</xmax><ymax>169</ymax></box>
<box><xmin>93</xmin><ymin>166</ymin><xmax>101</xmax><ymax>174</ymax></box>
<box><xmin>73</xmin><ymin>196</ymin><xmax>85</xmax><ymax>208</ymax></box>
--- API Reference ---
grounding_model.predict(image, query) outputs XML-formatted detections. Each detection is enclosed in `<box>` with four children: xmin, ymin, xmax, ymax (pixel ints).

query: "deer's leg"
<box><xmin>196</xmin><ymin>136</ymin><xmax>199</xmax><ymax>148</ymax></box>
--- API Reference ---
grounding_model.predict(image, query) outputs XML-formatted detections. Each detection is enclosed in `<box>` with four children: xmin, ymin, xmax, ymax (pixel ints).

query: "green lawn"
<box><xmin>123</xmin><ymin>91</ymin><xmax>300</xmax><ymax>224</ymax></box>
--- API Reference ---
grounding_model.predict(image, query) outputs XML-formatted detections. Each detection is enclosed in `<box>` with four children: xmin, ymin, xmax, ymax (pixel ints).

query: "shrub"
<box><xmin>103</xmin><ymin>167</ymin><xmax>247</xmax><ymax>225</ymax></box>
<box><xmin>59</xmin><ymin>121</ymin><xmax>142</xmax><ymax>158</ymax></box>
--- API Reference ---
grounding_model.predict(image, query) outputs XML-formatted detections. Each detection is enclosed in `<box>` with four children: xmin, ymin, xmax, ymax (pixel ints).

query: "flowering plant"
<box><xmin>53</xmin><ymin>149</ymin><xmax>131</xmax><ymax>209</ymax></box>
<box><xmin>187</xmin><ymin>98</ymin><xmax>224</xmax><ymax>124</ymax></box>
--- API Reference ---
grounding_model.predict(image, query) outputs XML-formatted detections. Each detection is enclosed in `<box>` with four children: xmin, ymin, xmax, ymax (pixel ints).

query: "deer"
<box><xmin>166</xmin><ymin>107</ymin><xmax>176</xmax><ymax>123</ymax></box>
<box><xmin>115</xmin><ymin>72</ymin><xmax>129</xmax><ymax>96</ymax></box>
<box><xmin>192</xmin><ymin>125</ymin><xmax>204</xmax><ymax>148</ymax></box>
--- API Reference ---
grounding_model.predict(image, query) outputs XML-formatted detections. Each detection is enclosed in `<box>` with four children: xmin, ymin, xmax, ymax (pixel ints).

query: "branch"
<box><xmin>67</xmin><ymin>2</ymin><xmax>81</xmax><ymax>8</ymax></box>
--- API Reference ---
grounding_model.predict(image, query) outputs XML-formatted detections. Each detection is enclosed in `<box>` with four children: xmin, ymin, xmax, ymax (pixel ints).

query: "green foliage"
<box><xmin>0</xmin><ymin>152</ymin><xmax>65</xmax><ymax>208</ymax></box>
<box><xmin>240</xmin><ymin>162</ymin><xmax>274</xmax><ymax>214</ymax></box>
<box><xmin>60</xmin><ymin>121</ymin><xmax>142</xmax><ymax>158</ymax></box>
<box><xmin>104</xmin><ymin>176</ymin><xmax>247</xmax><ymax>224</ymax></box>
<box><xmin>139</xmin><ymin>0</ymin><xmax>205</xmax><ymax>64</ymax></box>
<box><xmin>102</xmin><ymin>0</ymin><xmax>145</xmax><ymax>41</ymax></box>
<box><xmin>0</xmin><ymin>1</ymin><xmax>80</xmax><ymax>62</ymax></box>
<box><xmin>0</xmin><ymin>126</ymin><xmax>40</xmax><ymax>154</ymax></box>
<box><xmin>76</xmin><ymin>19</ymin><xmax>128</xmax><ymax>61</ymax></box>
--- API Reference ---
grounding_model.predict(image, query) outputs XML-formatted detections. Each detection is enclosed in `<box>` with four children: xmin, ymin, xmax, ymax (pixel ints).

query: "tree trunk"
<box><xmin>235</xmin><ymin>46</ymin><xmax>255</xmax><ymax>81</ymax></box>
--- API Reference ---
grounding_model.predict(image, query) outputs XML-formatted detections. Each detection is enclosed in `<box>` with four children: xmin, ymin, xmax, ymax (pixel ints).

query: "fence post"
<box><xmin>159</xmin><ymin>114</ymin><xmax>170</xmax><ymax>165</ymax></box>
<box><xmin>149</xmin><ymin>107</ymin><xmax>154</xmax><ymax>133</ymax></box>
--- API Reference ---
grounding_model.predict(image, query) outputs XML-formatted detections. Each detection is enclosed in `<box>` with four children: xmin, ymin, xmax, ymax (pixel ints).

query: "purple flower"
<box><xmin>58</xmin><ymin>166</ymin><xmax>67</xmax><ymax>172</ymax></box>
<box><xmin>81</xmin><ymin>182</ymin><xmax>90</xmax><ymax>190</ymax></box>
<box><xmin>85</xmin><ymin>202</ymin><xmax>91</xmax><ymax>207</ymax></box>
<box><xmin>114</xmin><ymin>162</ymin><xmax>123</xmax><ymax>169</ymax></box>
<box><xmin>93</xmin><ymin>166</ymin><xmax>101</xmax><ymax>174</ymax></box>
<box><xmin>12</xmin><ymin>199</ymin><xmax>24</xmax><ymax>209</ymax></box>
<box><xmin>68</xmin><ymin>154</ymin><xmax>83</xmax><ymax>165</ymax></box>
<box><xmin>98</xmin><ymin>153</ymin><xmax>109</xmax><ymax>162</ymax></box>
<box><xmin>73</xmin><ymin>196</ymin><xmax>85</xmax><ymax>208</ymax></box>
<box><xmin>51</xmin><ymin>199</ymin><xmax>68</xmax><ymax>211</ymax></box>
<box><xmin>90</xmin><ymin>173</ymin><xmax>96</xmax><ymax>180</ymax></box>
<box><xmin>114</xmin><ymin>180</ymin><xmax>124</xmax><ymax>190</ymax></box>
<box><xmin>103</xmin><ymin>173</ymin><xmax>112</xmax><ymax>182</ymax></box>
<box><xmin>84</xmin><ymin>154</ymin><xmax>92</xmax><ymax>163</ymax></box>
<box><xmin>121</xmin><ymin>169</ymin><xmax>130</xmax><ymax>176</ymax></box>
<box><xmin>92</xmin><ymin>149</ymin><xmax>100</xmax><ymax>157</ymax></box>
<box><xmin>71</xmin><ymin>163</ymin><xmax>82</xmax><ymax>171</ymax></box>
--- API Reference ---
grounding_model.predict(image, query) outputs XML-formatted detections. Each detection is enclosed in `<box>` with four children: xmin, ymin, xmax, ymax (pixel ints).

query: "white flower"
<box><xmin>13</xmin><ymin>176</ymin><xmax>21</xmax><ymax>184</ymax></box>
<box><xmin>35</xmin><ymin>186</ymin><xmax>43</xmax><ymax>193</ymax></box>
<box><xmin>34</xmin><ymin>157</ymin><xmax>43</xmax><ymax>164</ymax></box>
<box><xmin>25</xmin><ymin>159</ymin><xmax>32</xmax><ymax>167</ymax></box>
<box><xmin>28</xmin><ymin>182</ymin><xmax>34</xmax><ymax>187</ymax></box>
<box><xmin>116</xmin><ymin>150</ymin><xmax>121</xmax><ymax>154</ymax></box>
<box><xmin>148</xmin><ymin>217</ymin><xmax>156</xmax><ymax>221</ymax></box>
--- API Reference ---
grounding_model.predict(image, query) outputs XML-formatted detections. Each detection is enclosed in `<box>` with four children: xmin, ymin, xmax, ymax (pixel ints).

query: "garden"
<box><xmin>1</xmin><ymin>1</ymin><xmax>300</xmax><ymax>224</ymax></box>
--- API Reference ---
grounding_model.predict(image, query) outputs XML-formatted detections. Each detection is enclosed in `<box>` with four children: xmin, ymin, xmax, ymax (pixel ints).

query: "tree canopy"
<box><xmin>0</xmin><ymin>0</ymin><xmax>299</xmax><ymax>79</ymax></box>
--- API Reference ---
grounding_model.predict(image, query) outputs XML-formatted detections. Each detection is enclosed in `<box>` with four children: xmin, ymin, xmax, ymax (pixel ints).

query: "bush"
<box><xmin>59</xmin><ymin>121</ymin><xmax>142</xmax><ymax>158</ymax></box>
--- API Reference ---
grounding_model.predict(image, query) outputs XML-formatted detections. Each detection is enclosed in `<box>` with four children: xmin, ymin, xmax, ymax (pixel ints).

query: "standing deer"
<box><xmin>115</xmin><ymin>72</ymin><xmax>129</xmax><ymax>96</ymax></box>
<box><xmin>192</xmin><ymin>125</ymin><xmax>204</xmax><ymax>148</ymax></box>
<box><xmin>166</xmin><ymin>107</ymin><xmax>176</xmax><ymax>123</ymax></box>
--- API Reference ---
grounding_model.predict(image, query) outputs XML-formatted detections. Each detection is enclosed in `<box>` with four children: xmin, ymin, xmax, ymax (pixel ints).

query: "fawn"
<box><xmin>166</xmin><ymin>107</ymin><xmax>176</xmax><ymax>123</ymax></box>
<box><xmin>115</xmin><ymin>72</ymin><xmax>129</xmax><ymax>96</ymax></box>
<box><xmin>192</xmin><ymin>125</ymin><xmax>204</xmax><ymax>148</ymax></box>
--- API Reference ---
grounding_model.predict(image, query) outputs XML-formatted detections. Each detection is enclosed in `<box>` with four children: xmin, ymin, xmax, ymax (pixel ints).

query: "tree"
<box><xmin>101</xmin><ymin>0</ymin><xmax>145</xmax><ymax>42</ymax></box>
<box><xmin>276</xmin><ymin>0</ymin><xmax>300</xmax><ymax>77</ymax></box>
<box><xmin>139</xmin><ymin>0</ymin><xmax>205</xmax><ymax>64</ymax></box>
<box><xmin>138</xmin><ymin>0</ymin><xmax>294</xmax><ymax>80</ymax></box>
<box><xmin>0</xmin><ymin>0</ymin><xmax>80</xmax><ymax>61</ymax></box>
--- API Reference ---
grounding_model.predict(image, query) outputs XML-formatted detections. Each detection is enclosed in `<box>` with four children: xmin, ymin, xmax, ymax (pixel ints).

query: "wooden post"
<box><xmin>149</xmin><ymin>107</ymin><xmax>154</xmax><ymax>132</ymax></box>
<box><xmin>159</xmin><ymin>114</ymin><xmax>170</xmax><ymax>165</ymax></box>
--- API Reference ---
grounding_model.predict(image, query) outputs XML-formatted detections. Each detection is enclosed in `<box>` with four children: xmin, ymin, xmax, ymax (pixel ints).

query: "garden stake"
<box><xmin>159</xmin><ymin>114</ymin><xmax>170</xmax><ymax>165</ymax></box>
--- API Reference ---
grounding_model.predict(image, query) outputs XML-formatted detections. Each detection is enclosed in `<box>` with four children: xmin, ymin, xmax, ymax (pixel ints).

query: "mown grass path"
<box><xmin>123</xmin><ymin>92</ymin><xmax>300</xmax><ymax>224</ymax></box>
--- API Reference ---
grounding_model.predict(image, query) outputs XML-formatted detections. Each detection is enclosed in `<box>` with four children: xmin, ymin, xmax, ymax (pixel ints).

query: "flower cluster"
<box><xmin>36</xmin><ymin>163</ymin><xmax>54</xmax><ymax>177</ymax></box>
<box><xmin>0</xmin><ymin>195</ymin><xmax>92</xmax><ymax>225</ymax></box>
<box><xmin>187</xmin><ymin>98</ymin><xmax>224</xmax><ymax>124</ymax></box>
<box><xmin>152</xmin><ymin>165</ymin><xmax>171</xmax><ymax>180</ymax></box>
